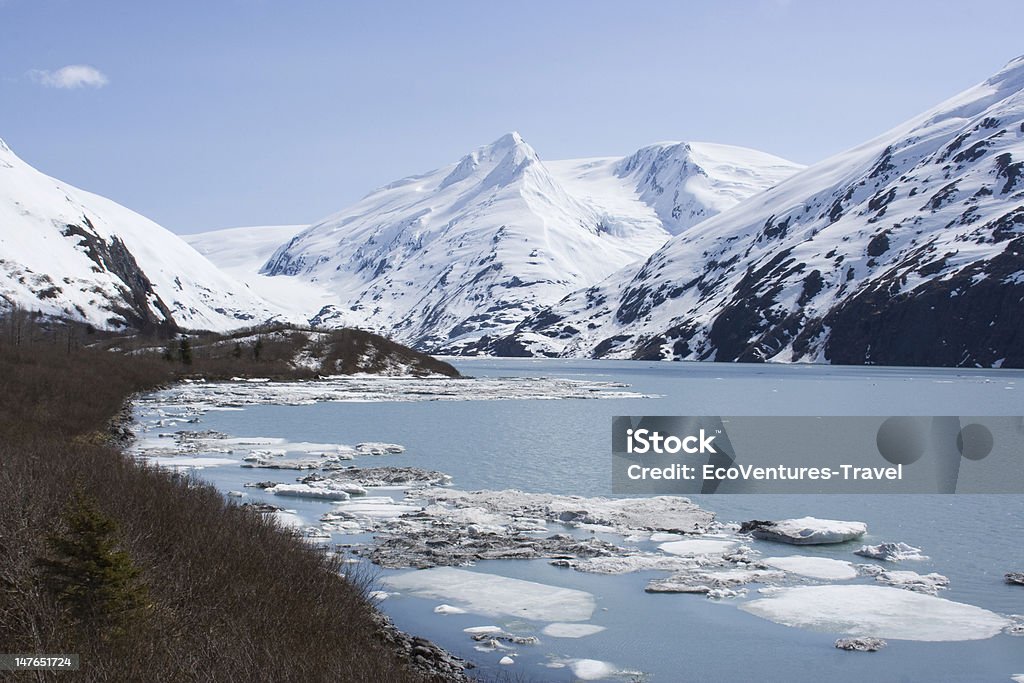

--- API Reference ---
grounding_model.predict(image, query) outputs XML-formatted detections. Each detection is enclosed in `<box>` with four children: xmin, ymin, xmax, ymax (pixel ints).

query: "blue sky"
<box><xmin>2</xmin><ymin>1</ymin><xmax>1021</xmax><ymax>234</ymax></box>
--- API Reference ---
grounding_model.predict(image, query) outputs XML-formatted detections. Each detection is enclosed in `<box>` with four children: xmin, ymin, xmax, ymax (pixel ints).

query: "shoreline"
<box><xmin>124</xmin><ymin>367</ymin><xmax>1024</xmax><ymax>682</ymax></box>
<box><xmin>110</xmin><ymin>393</ymin><xmax>475</xmax><ymax>683</ymax></box>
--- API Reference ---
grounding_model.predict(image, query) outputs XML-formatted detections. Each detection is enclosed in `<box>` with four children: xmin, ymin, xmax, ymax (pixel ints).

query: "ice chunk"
<box><xmin>333</xmin><ymin>497</ymin><xmax>419</xmax><ymax>518</ymax></box>
<box><xmin>742</xmin><ymin>517</ymin><xmax>866</xmax><ymax>545</ymax></box>
<box><xmin>355</xmin><ymin>442</ymin><xmax>406</xmax><ymax>455</ymax></box>
<box><xmin>569</xmin><ymin>659</ymin><xmax>617</xmax><ymax>680</ymax></box>
<box><xmin>762</xmin><ymin>556</ymin><xmax>858</xmax><ymax>580</ymax></box>
<box><xmin>855</xmin><ymin>542</ymin><xmax>927</xmax><ymax>562</ymax></box>
<box><xmin>498</xmin><ymin>656</ymin><xmax>514</xmax><ymax>666</ymax></box>
<box><xmin>1007</xmin><ymin>573</ymin><xmax>1024</xmax><ymax>586</ymax></box>
<box><xmin>434</xmin><ymin>604</ymin><xmax>467</xmax><ymax>615</ymax></box>
<box><xmin>463</xmin><ymin>626</ymin><xmax>502</xmax><ymax>634</ymax></box>
<box><xmin>560</xmin><ymin>554</ymin><xmax>699</xmax><ymax>575</ymax></box>
<box><xmin>542</xmin><ymin>623</ymin><xmax>606</xmax><ymax>638</ymax></box>
<box><xmin>874</xmin><ymin>570</ymin><xmax>949</xmax><ymax>595</ymax></box>
<box><xmin>741</xmin><ymin>585</ymin><xmax>1009</xmax><ymax>641</ymax></box>
<box><xmin>659</xmin><ymin>539</ymin><xmax>738</xmax><ymax>556</ymax></box>
<box><xmin>268</xmin><ymin>481</ymin><xmax>366</xmax><ymax>501</ymax></box>
<box><xmin>835</xmin><ymin>637</ymin><xmax>886</xmax><ymax>652</ymax></box>
<box><xmin>144</xmin><ymin>456</ymin><xmax>236</xmax><ymax>469</ymax></box>
<box><xmin>368</xmin><ymin>591</ymin><xmax>389</xmax><ymax>601</ymax></box>
<box><xmin>383</xmin><ymin>567</ymin><xmax>596</xmax><ymax>622</ymax></box>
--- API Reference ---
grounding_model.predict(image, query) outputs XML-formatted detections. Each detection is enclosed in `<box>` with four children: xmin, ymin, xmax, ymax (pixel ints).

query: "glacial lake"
<box><xmin>132</xmin><ymin>359</ymin><xmax>1024</xmax><ymax>682</ymax></box>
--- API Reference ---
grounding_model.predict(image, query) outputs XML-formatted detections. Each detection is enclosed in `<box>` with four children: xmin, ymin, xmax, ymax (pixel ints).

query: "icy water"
<box><xmin>134</xmin><ymin>360</ymin><xmax>1024</xmax><ymax>682</ymax></box>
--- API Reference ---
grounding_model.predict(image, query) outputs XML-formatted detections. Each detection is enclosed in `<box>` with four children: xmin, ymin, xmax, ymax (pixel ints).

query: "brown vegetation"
<box><xmin>0</xmin><ymin>315</ymin><xmax>457</xmax><ymax>681</ymax></box>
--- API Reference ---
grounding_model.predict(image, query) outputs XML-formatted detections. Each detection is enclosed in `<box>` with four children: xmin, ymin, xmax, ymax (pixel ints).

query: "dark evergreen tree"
<box><xmin>36</xmin><ymin>493</ymin><xmax>147</xmax><ymax>638</ymax></box>
<box><xmin>178</xmin><ymin>337</ymin><xmax>192</xmax><ymax>365</ymax></box>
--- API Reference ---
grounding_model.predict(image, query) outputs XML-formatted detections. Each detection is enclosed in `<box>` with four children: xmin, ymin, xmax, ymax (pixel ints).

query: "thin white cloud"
<box><xmin>29</xmin><ymin>64</ymin><xmax>109</xmax><ymax>89</ymax></box>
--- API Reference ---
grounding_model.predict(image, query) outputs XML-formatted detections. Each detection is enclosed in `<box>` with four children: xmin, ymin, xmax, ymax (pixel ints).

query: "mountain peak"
<box><xmin>984</xmin><ymin>54</ymin><xmax>1024</xmax><ymax>90</ymax></box>
<box><xmin>480</xmin><ymin>130</ymin><xmax>536</xmax><ymax>161</ymax></box>
<box><xmin>439</xmin><ymin>132</ymin><xmax>539</xmax><ymax>190</ymax></box>
<box><xmin>489</xmin><ymin>130</ymin><xmax>525</xmax><ymax>149</ymax></box>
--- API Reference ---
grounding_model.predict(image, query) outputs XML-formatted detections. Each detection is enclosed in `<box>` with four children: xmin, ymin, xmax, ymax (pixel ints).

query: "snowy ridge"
<box><xmin>0</xmin><ymin>141</ymin><xmax>282</xmax><ymax>332</ymax></box>
<box><xmin>501</xmin><ymin>56</ymin><xmax>1024</xmax><ymax>367</ymax></box>
<box><xmin>243</xmin><ymin>132</ymin><xmax>800</xmax><ymax>352</ymax></box>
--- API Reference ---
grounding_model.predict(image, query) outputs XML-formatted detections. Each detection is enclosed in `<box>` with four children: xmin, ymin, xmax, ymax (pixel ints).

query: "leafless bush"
<box><xmin>0</xmin><ymin>320</ymin><xmax>435</xmax><ymax>681</ymax></box>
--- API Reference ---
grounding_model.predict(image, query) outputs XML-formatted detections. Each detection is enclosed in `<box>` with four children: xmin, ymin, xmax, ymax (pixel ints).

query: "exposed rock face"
<box><xmin>0</xmin><ymin>138</ymin><xmax>279</xmax><ymax>333</ymax></box>
<box><xmin>62</xmin><ymin>220</ymin><xmax>177</xmax><ymax>333</ymax></box>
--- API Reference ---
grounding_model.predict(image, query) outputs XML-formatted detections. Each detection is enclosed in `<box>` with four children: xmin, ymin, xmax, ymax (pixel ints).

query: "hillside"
<box><xmin>497</xmin><ymin>57</ymin><xmax>1024</xmax><ymax>368</ymax></box>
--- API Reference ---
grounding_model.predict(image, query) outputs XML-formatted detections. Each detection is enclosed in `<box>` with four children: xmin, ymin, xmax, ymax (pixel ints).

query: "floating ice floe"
<box><xmin>267</xmin><ymin>480</ymin><xmax>367</xmax><ymax>501</ymax></box>
<box><xmin>740</xmin><ymin>585</ymin><xmax>1009</xmax><ymax>641</ymax></box>
<box><xmin>424</xmin><ymin>489</ymin><xmax>714</xmax><ymax>535</ymax></box>
<box><xmin>143</xmin><ymin>455</ymin><xmax>237</xmax><ymax>470</ymax></box>
<box><xmin>468</xmin><ymin>630</ymin><xmax>538</xmax><ymax>646</ymax></box>
<box><xmin>368</xmin><ymin>591</ymin><xmax>389</xmax><ymax>601</ymax></box>
<box><xmin>308</xmin><ymin>466</ymin><xmax>451</xmax><ymax>487</ymax></box>
<box><xmin>541</xmin><ymin>623</ymin><xmax>606</xmax><ymax>638</ymax></box>
<box><xmin>854</xmin><ymin>542</ymin><xmax>927</xmax><ymax>562</ymax></box>
<box><xmin>355</xmin><ymin>442</ymin><xmax>406</xmax><ymax>455</ymax></box>
<box><xmin>463</xmin><ymin>626</ymin><xmax>503</xmax><ymax>635</ymax></box>
<box><xmin>566</xmin><ymin>659</ymin><xmax>618</xmax><ymax>681</ymax></box>
<box><xmin>382</xmin><ymin>567</ymin><xmax>596</xmax><ymax>622</ymax></box>
<box><xmin>362</xmin><ymin>488</ymin><xmax>713</xmax><ymax>569</ymax></box>
<box><xmin>242</xmin><ymin>457</ymin><xmax>323</xmax><ymax>470</ymax></box>
<box><xmin>556</xmin><ymin>554</ymin><xmax>701</xmax><ymax>575</ymax></box>
<box><xmin>762</xmin><ymin>556</ymin><xmax>858</xmax><ymax>580</ymax></box>
<box><xmin>834</xmin><ymin>637</ymin><xmax>886</xmax><ymax>652</ymax></box>
<box><xmin>645</xmin><ymin>568</ymin><xmax>784</xmax><ymax>594</ymax></box>
<box><xmin>872</xmin><ymin>569</ymin><xmax>950</xmax><ymax>595</ymax></box>
<box><xmin>433</xmin><ymin>604</ymin><xmax>467</xmax><ymax>615</ymax></box>
<box><xmin>742</xmin><ymin>517</ymin><xmax>867</xmax><ymax>545</ymax></box>
<box><xmin>659</xmin><ymin>538</ymin><xmax>738</xmax><ymax>557</ymax></box>
<box><xmin>498</xmin><ymin>656</ymin><xmax>514</xmax><ymax>666</ymax></box>
<box><xmin>332</xmin><ymin>497</ymin><xmax>420</xmax><ymax>518</ymax></box>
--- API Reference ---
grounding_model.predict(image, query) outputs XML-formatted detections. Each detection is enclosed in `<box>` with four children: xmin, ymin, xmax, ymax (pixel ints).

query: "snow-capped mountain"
<box><xmin>0</xmin><ymin>139</ymin><xmax>281</xmax><ymax>332</ymax></box>
<box><xmin>184</xmin><ymin>224</ymin><xmax>337</xmax><ymax>318</ymax></box>
<box><xmin>497</xmin><ymin>56</ymin><xmax>1024</xmax><ymax>368</ymax></box>
<box><xmin>254</xmin><ymin>132</ymin><xmax>801</xmax><ymax>352</ymax></box>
